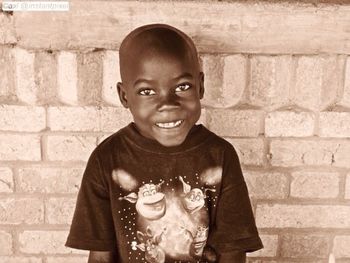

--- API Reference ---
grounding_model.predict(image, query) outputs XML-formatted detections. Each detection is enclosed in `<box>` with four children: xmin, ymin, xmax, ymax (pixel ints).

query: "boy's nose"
<box><xmin>157</xmin><ymin>92</ymin><xmax>180</xmax><ymax>111</ymax></box>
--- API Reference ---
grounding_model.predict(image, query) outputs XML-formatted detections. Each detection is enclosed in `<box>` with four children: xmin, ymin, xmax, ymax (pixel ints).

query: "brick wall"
<box><xmin>0</xmin><ymin>1</ymin><xmax>350</xmax><ymax>262</ymax></box>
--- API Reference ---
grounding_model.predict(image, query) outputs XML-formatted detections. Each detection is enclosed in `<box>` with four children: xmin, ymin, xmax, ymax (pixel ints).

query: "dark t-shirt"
<box><xmin>66</xmin><ymin>123</ymin><xmax>263</xmax><ymax>262</ymax></box>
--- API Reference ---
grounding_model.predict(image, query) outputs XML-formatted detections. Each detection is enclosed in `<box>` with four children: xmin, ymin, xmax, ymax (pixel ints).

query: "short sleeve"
<box><xmin>207</xmin><ymin>145</ymin><xmax>263</xmax><ymax>255</ymax></box>
<box><xmin>65</xmin><ymin>151</ymin><xmax>116</xmax><ymax>251</ymax></box>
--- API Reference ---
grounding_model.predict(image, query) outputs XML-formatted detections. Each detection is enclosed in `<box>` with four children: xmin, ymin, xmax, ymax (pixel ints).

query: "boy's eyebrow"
<box><xmin>133</xmin><ymin>73</ymin><xmax>194</xmax><ymax>87</ymax></box>
<box><xmin>173</xmin><ymin>72</ymin><xmax>193</xmax><ymax>81</ymax></box>
<box><xmin>133</xmin><ymin>78</ymin><xmax>155</xmax><ymax>87</ymax></box>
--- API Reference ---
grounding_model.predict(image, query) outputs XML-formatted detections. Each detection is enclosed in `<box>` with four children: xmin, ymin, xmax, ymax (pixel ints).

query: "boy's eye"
<box><xmin>138</xmin><ymin>89</ymin><xmax>156</xmax><ymax>96</ymax></box>
<box><xmin>175</xmin><ymin>84</ymin><xmax>191</xmax><ymax>92</ymax></box>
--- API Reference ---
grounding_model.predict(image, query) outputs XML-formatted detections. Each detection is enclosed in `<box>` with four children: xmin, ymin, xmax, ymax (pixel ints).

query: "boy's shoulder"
<box><xmin>203</xmin><ymin>127</ymin><xmax>238</xmax><ymax>153</ymax></box>
<box><xmin>92</xmin><ymin>124</ymin><xmax>131</xmax><ymax>156</ymax></box>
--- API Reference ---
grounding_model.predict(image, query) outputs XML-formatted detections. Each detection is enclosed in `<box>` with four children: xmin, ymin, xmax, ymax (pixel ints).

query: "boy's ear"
<box><xmin>199</xmin><ymin>72</ymin><xmax>204</xmax><ymax>99</ymax></box>
<box><xmin>117</xmin><ymin>82</ymin><xmax>129</xmax><ymax>108</ymax></box>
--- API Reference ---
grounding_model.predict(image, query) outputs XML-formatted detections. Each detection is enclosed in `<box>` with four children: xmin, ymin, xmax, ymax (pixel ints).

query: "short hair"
<box><xmin>119</xmin><ymin>24</ymin><xmax>200</xmax><ymax>81</ymax></box>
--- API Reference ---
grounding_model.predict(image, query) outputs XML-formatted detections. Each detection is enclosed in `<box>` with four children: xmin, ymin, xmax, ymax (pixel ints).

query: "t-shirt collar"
<box><xmin>123</xmin><ymin>122</ymin><xmax>211</xmax><ymax>154</ymax></box>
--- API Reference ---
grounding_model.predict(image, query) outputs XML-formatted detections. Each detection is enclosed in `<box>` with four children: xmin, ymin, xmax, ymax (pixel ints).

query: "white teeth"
<box><xmin>156</xmin><ymin>120</ymin><xmax>183</xmax><ymax>129</ymax></box>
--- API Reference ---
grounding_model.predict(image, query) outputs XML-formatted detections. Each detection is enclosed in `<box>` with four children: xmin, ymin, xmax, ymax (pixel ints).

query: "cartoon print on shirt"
<box><xmin>179</xmin><ymin>176</ymin><xmax>216</xmax><ymax>214</ymax></box>
<box><xmin>136</xmin><ymin>226</ymin><xmax>167</xmax><ymax>263</ymax></box>
<box><xmin>115</xmin><ymin>167</ymin><xmax>223</xmax><ymax>262</ymax></box>
<box><xmin>181</xmin><ymin>225</ymin><xmax>209</xmax><ymax>257</ymax></box>
<box><xmin>119</xmin><ymin>181</ymin><xmax>166</xmax><ymax>220</ymax></box>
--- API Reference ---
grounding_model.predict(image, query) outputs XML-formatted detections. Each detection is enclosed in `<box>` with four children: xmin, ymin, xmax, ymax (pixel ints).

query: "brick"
<box><xmin>201</xmin><ymin>55</ymin><xmax>223</xmax><ymax>107</ymax></box>
<box><xmin>0</xmin><ymin>105</ymin><xmax>46</xmax><ymax>132</ymax></box>
<box><xmin>57</xmin><ymin>52</ymin><xmax>78</xmax><ymax>105</ymax></box>
<box><xmin>222</xmin><ymin>55</ymin><xmax>247</xmax><ymax>105</ymax></box>
<box><xmin>346</xmin><ymin>174</ymin><xmax>350</xmax><ymax>199</ymax></box>
<box><xmin>102</xmin><ymin>50</ymin><xmax>122</xmax><ymax>106</ymax></box>
<box><xmin>280</xmin><ymin>234</ymin><xmax>330</xmax><ymax>258</ymax></box>
<box><xmin>47</xmin><ymin>257</ymin><xmax>89</xmax><ymax>263</ymax></box>
<box><xmin>48</xmin><ymin>106</ymin><xmax>133</xmax><ymax>132</ymax></box>
<box><xmin>0</xmin><ymin>231</ymin><xmax>12</xmax><ymax>255</ymax></box>
<box><xmin>207</xmin><ymin>110</ymin><xmax>263</xmax><ymax>137</ymax></box>
<box><xmin>248</xmin><ymin>235</ymin><xmax>278</xmax><ymax>257</ymax></box>
<box><xmin>0</xmin><ymin>47</ymin><xmax>16</xmax><ymax>101</ymax></box>
<box><xmin>0</xmin><ymin>257</ymin><xmax>42</xmax><ymax>263</ymax></box>
<box><xmin>48</xmin><ymin>106</ymin><xmax>99</xmax><ymax>131</ymax></box>
<box><xmin>293</xmin><ymin>56</ymin><xmax>342</xmax><ymax>111</ymax></box>
<box><xmin>19</xmin><ymin>231</ymin><xmax>83</xmax><ymax>254</ymax></box>
<box><xmin>18</xmin><ymin>167</ymin><xmax>83</xmax><ymax>193</ymax></box>
<box><xmin>46</xmin><ymin>135</ymin><xmax>96</xmax><ymax>162</ymax></box>
<box><xmin>0</xmin><ymin>13</ymin><xmax>16</xmax><ymax>44</ymax></box>
<box><xmin>34</xmin><ymin>51</ymin><xmax>58</xmax><ymax>104</ymax></box>
<box><xmin>227</xmin><ymin>138</ymin><xmax>265</xmax><ymax>166</ymax></box>
<box><xmin>256</xmin><ymin>204</ymin><xmax>350</xmax><ymax>228</ymax></box>
<box><xmin>13</xmin><ymin>3</ymin><xmax>350</xmax><ymax>54</ymax></box>
<box><xmin>0</xmin><ymin>168</ymin><xmax>13</xmax><ymax>193</ymax></box>
<box><xmin>294</xmin><ymin>56</ymin><xmax>323</xmax><ymax>111</ymax></box>
<box><xmin>0</xmin><ymin>134</ymin><xmax>41</xmax><ymax>161</ymax></box>
<box><xmin>0</xmin><ymin>198</ymin><xmax>43</xmax><ymax>224</ymax></box>
<box><xmin>202</xmin><ymin>55</ymin><xmax>246</xmax><ymax>108</ymax></box>
<box><xmin>321</xmin><ymin>55</ymin><xmax>345</xmax><ymax>110</ymax></box>
<box><xmin>243</xmin><ymin>171</ymin><xmax>288</xmax><ymax>199</ymax></box>
<box><xmin>100</xmin><ymin>107</ymin><xmax>133</xmax><ymax>132</ymax></box>
<box><xmin>45</xmin><ymin>198</ymin><xmax>76</xmax><ymax>224</ymax></box>
<box><xmin>333</xmin><ymin>236</ymin><xmax>350</xmax><ymax>257</ymax></box>
<box><xmin>265</xmin><ymin>111</ymin><xmax>315</xmax><ymax>137</ymax></box>
<box><xmin>270</xmin><ymin>139</ymin><xmax>350</xmax><ymax>168</ymax></box>
<box><xmin>249</xmin><ymin>56</ymin><xmax>292</xmax><ymax>109</ymax></box>
<box><xmin>340</xmin><ymin>57</ymin><xmax>350</xmax><ymax>108</ymax></box>
<box><xmin>13</xmin><ymin>48</ymin><xmax>37</xmax><ymax>104</ymax></box>
<box><xmin>319</xmin><ymin>112</ymin><xmax>350</xmax><ymax>138</ymax></box>
<box><xmin>291</xmin><ymin>171</ymin><xmax>339</xmax><ymax>198</ymax></box>
<box><xmin>334</xmin><ymin>142</ymin><xmax>350</xmax><ymax>168</ymax></box>
<box><xmin>77</xmin><ymin>52</ymin><xmax>103</xmax><ymax>105</ymax></box>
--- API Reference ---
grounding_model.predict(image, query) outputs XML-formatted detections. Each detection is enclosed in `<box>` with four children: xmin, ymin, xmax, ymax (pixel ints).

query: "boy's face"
<box><xmin>118</xmin><ymin>49</ymin><xmax>204</xmax><ymax>147</ymax></box>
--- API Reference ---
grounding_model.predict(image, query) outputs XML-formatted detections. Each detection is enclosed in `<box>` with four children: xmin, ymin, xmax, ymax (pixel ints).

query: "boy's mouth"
<box><xmin>155</xmin><ymin>120</ymin><xmax>183</xmax><ymax>129</ymax></box>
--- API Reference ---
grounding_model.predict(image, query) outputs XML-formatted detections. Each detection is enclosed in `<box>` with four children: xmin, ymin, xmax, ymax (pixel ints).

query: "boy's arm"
<box><xmin>203</xmin><ymin>246</ymin><xmax>246</xmax><ymax>263</ymax></box>
<box><xmin>219</xmin><ymin>251</ymin><xmax>246</xmax><ymax>263</ymax></box>
<box><xmin>88</xmin><ymin>250</ymin><xmax>116</xmax><ymax>263</ymax></box>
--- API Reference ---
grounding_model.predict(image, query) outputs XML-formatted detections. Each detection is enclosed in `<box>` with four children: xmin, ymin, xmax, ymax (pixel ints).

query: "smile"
<box><xmin>155</xmin><ymin>120</ymin><xmax>183</xmax><ymax>129</ymax></box>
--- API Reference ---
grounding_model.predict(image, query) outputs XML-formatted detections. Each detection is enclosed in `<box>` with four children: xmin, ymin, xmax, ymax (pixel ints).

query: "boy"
<box><xmin>66</xmin><ymin>24</ymin><xmax>263</xmax><ymax>263</ymax></box>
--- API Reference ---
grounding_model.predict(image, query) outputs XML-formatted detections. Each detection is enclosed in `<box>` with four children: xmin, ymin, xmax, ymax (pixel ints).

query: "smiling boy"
<box><xmin>66</xmin><ymin>24</ymin><xmax>263</xmax><ymax>263</ymax></box>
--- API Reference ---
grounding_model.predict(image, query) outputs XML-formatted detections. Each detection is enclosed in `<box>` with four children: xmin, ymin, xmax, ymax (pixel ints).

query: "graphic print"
<box><xmin>114</xmin><ymin>168</ymin><xmax>222</xmax><ymax>262</ymax></box>
<box><xmin>179</xmin><ymin>176</ymin><xmax>216</xmax><ymax>214</ymax></box>
<box><xmin>119</xmin><ymin>181</ymin><xmax>166</xmax><ymax>220</ymax></box>
<box><xmin>136</xmin><ymin>226</ymin><xmax>167</xmax><ymax>263</ymax></box>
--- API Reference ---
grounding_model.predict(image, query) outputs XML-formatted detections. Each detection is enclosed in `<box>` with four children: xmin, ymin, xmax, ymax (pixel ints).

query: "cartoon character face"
<box><xmin>182</xmin><ymin>188</ymin><xmax>205</xmax><ymax>213</ymax></box>
<box><xmin>179</xmin><ymin>176</ymin><xmax>215</xmax><ymax>213</ymax></box>
<box><xmin>119</xmin><ymin>182</ymin><xmax>166</xmax><ymax>220</ymax></box>
<box><xmin>136</xmin><ymin>184</ymin><xmax>166</xmax><ymax>219</ymax></box>
<box><xmin>136</xmin><ymin>226</ymin><xmax>166</xmax><ymax>263</ymax></box>
<box><xmin>191</xmin><ymin>226</ymin><xmax>209</xmax><ymax>256</ymax></box>
<box><xmin>181</xmin><ymin>225</ymin><xmax>208</xmax><ymax>258</ymax></box>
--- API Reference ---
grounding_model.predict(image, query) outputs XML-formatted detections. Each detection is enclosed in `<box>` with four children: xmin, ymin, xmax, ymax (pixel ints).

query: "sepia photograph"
<box><xmin>0</xmin><ymin>0</ymin><xmax>349</xmax><ymax>262</ymax></box>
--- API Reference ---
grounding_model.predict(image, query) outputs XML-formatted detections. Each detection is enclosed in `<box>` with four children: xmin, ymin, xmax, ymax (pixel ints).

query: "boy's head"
<box><xmin>117</xmin><ymin>24</ymin><xmax>204</xmax><ymax>147</ymax></box>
